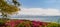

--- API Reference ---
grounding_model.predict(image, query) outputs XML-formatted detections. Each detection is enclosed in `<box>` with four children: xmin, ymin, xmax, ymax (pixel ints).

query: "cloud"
<box><xmin>18</xmin><ymin>8</ymin><xmax>60</xmax><ymax>16</ymax></box>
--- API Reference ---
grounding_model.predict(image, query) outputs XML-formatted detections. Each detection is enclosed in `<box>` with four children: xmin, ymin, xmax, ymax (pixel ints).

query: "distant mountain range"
<box><xmin>0</xmin><ymin>15</ymin><xmax>60</xmax><ymax>18</ymax></box>
<box><xmin>12</xmin><ymin>15</ymin><xmax>60</xmax><ymax>18</ymax></box>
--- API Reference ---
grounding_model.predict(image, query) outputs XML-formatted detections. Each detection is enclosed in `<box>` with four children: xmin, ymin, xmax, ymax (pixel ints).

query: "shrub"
<box><xmin>0</xmin><ymin>19</ymin><xmax>6</xmax><ymax>27</ymax></box>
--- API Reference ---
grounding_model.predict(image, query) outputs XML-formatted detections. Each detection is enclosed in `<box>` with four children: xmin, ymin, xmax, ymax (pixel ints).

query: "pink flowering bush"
<box><xmin>0</xmin><ymin>19</ymin><xmax>60</xmax><ymax>27</ymax></box>
<box><xmin>5</xmin><ymin>19</ymin><xmax>49</xmax><ymax>27</ymax></box>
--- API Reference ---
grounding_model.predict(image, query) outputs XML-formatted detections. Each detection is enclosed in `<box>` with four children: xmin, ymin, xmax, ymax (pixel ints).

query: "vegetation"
<box><xmin>0</xmin><ymin>0</ymin><xmax>20</xmax><ymax>18</ymax></box>
<box><xmin>0</xmin><ymin>19</ymin><xmax>60</xmax><ymax>27</ymax></box>
<box><xmin>47</xmin><ymin>23</ymin><xmax>60</xmax><ymax>27</ymax></box>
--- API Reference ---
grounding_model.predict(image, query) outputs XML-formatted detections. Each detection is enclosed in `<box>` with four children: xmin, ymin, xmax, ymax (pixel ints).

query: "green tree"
<box><xmin>0</xmin><ymin>0</ymin><xmax>20</xmax><ymax>18</ymax></box>
<box><xmin>12</xmin><ymin>0</ymin><xmax>20</xmax><ymax>6</ymax></box>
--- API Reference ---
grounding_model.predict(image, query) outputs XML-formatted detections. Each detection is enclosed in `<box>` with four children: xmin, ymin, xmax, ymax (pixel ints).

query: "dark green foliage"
<box><xmin>12</xmin><ymin>0</ymin><xmax>20</xmax><ymax>6</ymax></box>
<box><xmin>0</xmin><ymin>0</ymin><xmax>20</xmax><ymax>18</ymax></box>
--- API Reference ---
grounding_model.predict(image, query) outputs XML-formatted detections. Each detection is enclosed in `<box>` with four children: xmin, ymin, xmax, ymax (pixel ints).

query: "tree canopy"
<box><xmin>0</xmin><ymin>0</ymin><xmax>20</xmax><ymax>18</ymax></box>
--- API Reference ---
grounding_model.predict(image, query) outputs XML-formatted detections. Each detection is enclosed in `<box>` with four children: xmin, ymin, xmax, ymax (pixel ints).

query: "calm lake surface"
<box><xmin>11</xmin><ymin>16</ymin><xmax>60</xmax><ymax>23</ymax></box>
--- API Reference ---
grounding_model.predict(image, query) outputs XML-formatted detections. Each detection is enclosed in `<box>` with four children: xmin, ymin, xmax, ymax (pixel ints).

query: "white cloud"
<box><xmin>18</xmin><ymin>8</ymin><xmax>60</xmax><ymax>16</ymax></box>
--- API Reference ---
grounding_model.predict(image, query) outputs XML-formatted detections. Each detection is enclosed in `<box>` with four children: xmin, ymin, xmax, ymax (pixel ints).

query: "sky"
<box><xmin>4</xmin><ymin>0</ymin><xmax>60</xmax><ymax>16</ymax></box>
<box><xmin>15</xmin><ymin>0</ymin><xmax>60</xmax><ymax>16</ymax></box>
<box><xmin>19</xmin><ymin>0</ymin><xmax>60</xmax><ymax>9</ymax></box>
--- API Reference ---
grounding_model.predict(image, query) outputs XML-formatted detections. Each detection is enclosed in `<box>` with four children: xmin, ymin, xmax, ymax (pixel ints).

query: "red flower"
<box><xmin>5</xmin><ymin>20</ymin><xmax>49</xmax><ymax>27</ymax></box>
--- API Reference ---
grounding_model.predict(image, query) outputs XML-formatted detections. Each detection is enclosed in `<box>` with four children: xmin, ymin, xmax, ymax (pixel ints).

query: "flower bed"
<box><xmin>0</xmin><ymin>19</ymin><xmax>60</xmax><ymax>27</ymax></box>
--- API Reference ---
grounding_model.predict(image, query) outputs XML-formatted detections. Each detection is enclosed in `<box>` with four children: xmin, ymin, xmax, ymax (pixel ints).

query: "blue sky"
<box><xmin>16</xmin><ymin>0</ymin><xmax>60</xmax><ymax>16</ymax></box>
<box><xmin>18</xmin><ymin>0</ymin><xmax>60</xmax><ymax>9</ymax></box>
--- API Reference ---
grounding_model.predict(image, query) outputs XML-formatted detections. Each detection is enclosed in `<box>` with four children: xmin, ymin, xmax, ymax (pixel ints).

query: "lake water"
<box><xmin>11</xmin><ymin>16</ymin><xmax>60</xmax><ymax>23</ymax></box>
<box><xmin>0</xmin><ymin>15</ymin><xmax>60</xmax><ymax>23</ymax></box>
<box><xmin>11</xmin><ymin>18</ymin><xmax>59</xmax><ymax>22</ymax></box>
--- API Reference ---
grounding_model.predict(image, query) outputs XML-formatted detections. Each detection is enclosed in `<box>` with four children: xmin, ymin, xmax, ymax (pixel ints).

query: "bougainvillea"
<box><xmin>0</xmin><ymin>19</ymin><xmax>60</xmax><ymax>27</ymax></box>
